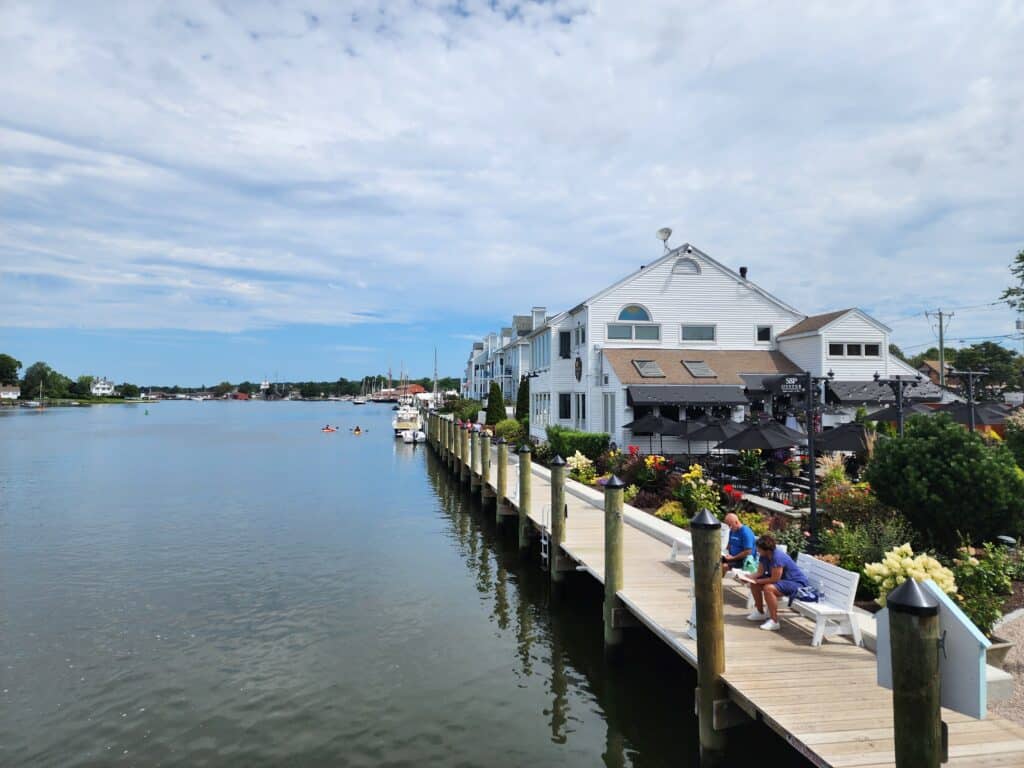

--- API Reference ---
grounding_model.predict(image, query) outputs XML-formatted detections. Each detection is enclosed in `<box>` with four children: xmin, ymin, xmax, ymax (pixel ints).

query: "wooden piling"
<box><xmin>480</xmin><ymin>432</ymin><xmax>492</xmax><ymax>499</ymax></box>
<box><xmin>691</xmin><ymin>508</ymin><xmax>727</xmax><ymax>767</ymax></box>
<box><xmin>517</xmin><ymin>445</ymin><xmax>532</xmax><ymax>551</ymax></box>
<box><xmin>887</xmin><ymin>579</ymin><xmax>943</xmax><ymax>768</ymax></box>
<box><xmin>603</xmin><ymin>475</ymin><xmax>625</xmax><ymax>649</ymax></box>
<box><xmin>470</xmin><ymin>429</ymin><xmax>481</xmax><ymax>490</ymax></box>
<box><xmin>495</xmin><ymin>438</ymin><xmax>508</xmax><ymax>522</ymax></box>
<box><xmin>460</xmin><ymin>425</ymin><xmax>470</xmax><ymax>483</ymax></box>
<box><xmin>549</xmin><ymin>455</ymin><xmax>567</xmax><ymax>583</ymax></box>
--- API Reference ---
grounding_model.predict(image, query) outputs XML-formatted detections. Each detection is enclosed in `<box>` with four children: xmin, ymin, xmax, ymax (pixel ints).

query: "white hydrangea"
<box><xmin>864</xmin><ymin>543</ymin><xmax>957</xmax><ymax>606</ymax></box>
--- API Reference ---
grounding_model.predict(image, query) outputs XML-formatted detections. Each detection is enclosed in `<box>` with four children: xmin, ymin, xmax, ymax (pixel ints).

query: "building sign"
<box><xmin>779</xmin><ymin>376</ymin><xmax>803</xmax><ymax>394</ymax></box>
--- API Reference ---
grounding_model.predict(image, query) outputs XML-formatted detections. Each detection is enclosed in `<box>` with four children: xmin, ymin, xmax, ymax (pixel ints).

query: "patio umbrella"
<box><xmin>688</xmin><ymin>418</ymin><xmax>746</xmax><ymax>447</ymax></box>
<box><xmin>934</xmin><ymin>402</ymin><xmax>1008</xmax><ymax>428</ymax></box>
<box><xmin>622</xmin><ymin>413</ymin><xmax>674</xmax><ymax>454</ymax></box>
<box><xmin>674</xmin><ymin>417</ymin><xmax>709</xmax><ymax>457</ymax></box>
<box><xmin>817</xmin><ymin>421</ymin><xmax>870</xmax><ymax>453</ymax></box>
<box><xmin>716</xmin><ymin>422</ymin><xmax>807</xmax><ymax>452</ymax></box>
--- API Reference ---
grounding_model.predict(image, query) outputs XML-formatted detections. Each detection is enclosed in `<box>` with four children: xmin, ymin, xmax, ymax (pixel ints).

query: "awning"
<box><xmin>626</xmin><ymin>385</ymin><xmax>747</xmax><ymax>406</ymax></box>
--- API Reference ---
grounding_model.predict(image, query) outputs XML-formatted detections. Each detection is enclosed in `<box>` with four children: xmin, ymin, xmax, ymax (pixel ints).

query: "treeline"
<box><xmin>0</xmin><ymin>355</ymin><xmax>460</xmax><ymax>400</ymax></box>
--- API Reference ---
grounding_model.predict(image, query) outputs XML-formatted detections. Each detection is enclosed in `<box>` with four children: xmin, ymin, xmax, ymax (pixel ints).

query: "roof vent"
<box><xmin>739</xmin><ymin>266</ymin><xmax>748</xmax><ymax>279</ymax></box>
<box><xmin>683</xmin><ymin>360</ymin><xmax>716</xmax><ymax>378</ymax></box>
<box><xmin>673</xmin><ymin>257</ymin><xmax>701</xmax><ymax>275</ymax></box>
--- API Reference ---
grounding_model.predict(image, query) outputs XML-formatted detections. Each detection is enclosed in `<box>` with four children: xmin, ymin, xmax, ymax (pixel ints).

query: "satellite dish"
<box><xmin>656</xmin><ymin>227</ymin><xmax>672</xmax><ymax>242</ymax></box>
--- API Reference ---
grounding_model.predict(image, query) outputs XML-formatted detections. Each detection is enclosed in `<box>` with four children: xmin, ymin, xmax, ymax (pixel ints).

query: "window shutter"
<box><xmin>559</xmin><ymin>331</ymin><xmax>571</xmax><ymax>359</ymax></box>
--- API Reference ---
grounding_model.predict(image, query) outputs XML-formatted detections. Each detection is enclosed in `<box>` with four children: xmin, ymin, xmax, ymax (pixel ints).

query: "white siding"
<box><xmin>588</xmin><ymin>255</ymin><xmax>803</xmax><ymax>350</ymax></box>
<box><xmin>822</xmin><ymin>313</ymin><xmax>889</xmax><ymax>379</ymax></box>
<box><xmin>777</xmin><ymin>335</ymin><xmax>822</xmax><ymax>374</ymax></box>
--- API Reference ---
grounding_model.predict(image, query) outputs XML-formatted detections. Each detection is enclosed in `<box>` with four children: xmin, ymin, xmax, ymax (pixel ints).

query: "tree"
<box><xmin>515</xmin><ymin>375</ymin><xmax>530</xmax><ymax>424</ymax></box>
<box><xmin>1000</xmin><ymin>248</ymin><xmax>1024</xmax><ymax>312</ymax></box>
<box><xmin>865</xmin><ymin>415</ymin><xmax>1024</xmax><ymax>551</ymax></box>
<box><xmin>21</xmin><ymin>361</ymin><xmax>52</xmax><ymax>399</ymax></box>
<box><xmin>73</xmin><ymin>375</ymin><xmax>94</xmax><ymax>397</ymax></box>
<box><xmin>909</xmin><ymin>346</ymin><xmax>958</xmax><ymax>370</ymax></box>
<box><xmin>485</xmin><ymin>381</ymin><xmax>505</xmax><ymax>425</ymax></box>
<box><xmin>0</xmin><ymin>353</ymin><xmax>22</xmax><ymax>384</ymax></box>
<box><xmin>954</xmin><ymin>341</ymin><xmax>1021</xmax><ymax>395</ymax></box>
<box><xmin>888</xmin><ymin>343</ymin><xmax>907</xmax><ymax>362</ymax></box>
<box><xmin>213</xmin><ymin>381</ymin><xmax>233</xmax><ymax>397</ymax></box>
<box><xmin>299</xmin><ymin>382</ymin><xmax>319</xmax><ymax>399</ymax></box>
<box><xmin>237</xmin><ymin>381</ymin><xmax>254</xmax><ymax>395</ymax></box>
<box><xmin>120</xmin><ymin>382</ymin><xmax>140</xmax><ymax>398</ymax></box>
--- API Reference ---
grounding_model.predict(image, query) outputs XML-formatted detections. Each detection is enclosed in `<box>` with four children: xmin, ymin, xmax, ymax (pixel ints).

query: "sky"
<box><xmin>1</xmin><ymin>1</ymin><xmax>1022</xmax><ymax>385</ymax></box>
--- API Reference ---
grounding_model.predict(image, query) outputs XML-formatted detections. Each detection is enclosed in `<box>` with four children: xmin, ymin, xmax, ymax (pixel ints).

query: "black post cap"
<box><xmin>550</xmin><ymin>454</ymin><xmax>566</xmax><ymax>466</ymax></box>
<box><xmin>886</xmin><ymin>578</ymin><xmax>939</xmax><ymax>617</ymax></box>
<box><xmin>517</xmin><ymin>444</ymin><xmax>531</xmax><ymax>454</ymax></box>
<box><xmin>605</xmin><ymin>475</ymin><xmax>626</xmax><ymax>490</ymax></box>
<box><xmin>690</xmin><ymin>508</ymin><xmax>721</xmax><ymax>530</ymax></box>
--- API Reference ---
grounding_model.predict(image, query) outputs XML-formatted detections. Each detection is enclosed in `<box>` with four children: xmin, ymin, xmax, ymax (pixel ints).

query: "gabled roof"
<box><xmin>582</xmin><ymin>244</ymin><xmax>804</xmax><ymax>317</ymax></box>
<box><xmin>776</xmin><ymin>309</ymin><xmax>853</xmax><ymax>339</ymax></box>
<box><xmin>604</xmin><ymin>348</ymin><xmax>800</xmax><ymax>386</ymax></box>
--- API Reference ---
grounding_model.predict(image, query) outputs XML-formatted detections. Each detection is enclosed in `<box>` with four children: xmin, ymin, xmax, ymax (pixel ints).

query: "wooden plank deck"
<box><xmin>441</xmin><ymin>431</ymin><xmax>1024</xmax><ymax>768</ymax></box>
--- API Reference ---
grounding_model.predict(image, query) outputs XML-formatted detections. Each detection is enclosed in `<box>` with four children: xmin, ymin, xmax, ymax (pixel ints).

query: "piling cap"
<box><xmin>690</xmin><ymin>508</ymin><xmax>721</xmax><ymax>530</ymax></box>
<box><xmin>517</xmin><ymin>444</ymin><xmax>531</xmax><ymax>454</ymax></box>
<box><xmin>886</xmin><ymin>578</ymin><xmax>939</xmax><ymax>616</ymax></box>
<box><xmin>495</xmin><ymin>437</ymin><xmax>506</xmax><ymax>445</ymax></box>
<box><xmin>605</xmin><ymin>475</ymin><xmax>626</xmax><ymax>490</ymax></box>
<box><xmin>550</xmin><ymin>454</ymin><xmax>566</xmax><ymax>466</ymax></box>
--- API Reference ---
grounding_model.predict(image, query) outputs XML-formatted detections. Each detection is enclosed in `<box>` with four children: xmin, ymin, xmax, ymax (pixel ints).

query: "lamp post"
<box><xmin>873</xmin><ymin>372</ymin><xmax>923</xmax><ymax>437</ymax></box>
<box><xmin>803</xmin><ymin>369</ymin><xmax>834</xmax><ymax>555</ymax></box>
<box><xmin>950</xmin><ymin>368</ymin><xmax>987</xmax><ymax>432</ymax></box>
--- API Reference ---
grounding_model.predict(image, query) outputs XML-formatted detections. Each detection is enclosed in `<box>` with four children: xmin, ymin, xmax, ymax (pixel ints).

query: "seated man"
<box><xmin>745</xmin><ymin>534</ymin><xmax>809</xmax><ymax>632</ymax></box>
<box><xmin>720</xmin><ymin>512</ymin><xmax>755</xmax><ymax>575</ymax></box>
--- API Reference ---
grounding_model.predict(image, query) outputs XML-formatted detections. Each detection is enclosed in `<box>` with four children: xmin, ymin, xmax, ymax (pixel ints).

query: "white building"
<box><xmin>470</xmin><ymin>244</ymin><xmax>937</xmax><ymax>450</ymax></box>
<box><xmin>90</xmin><ymin>377</ymin><xmax>116</xmax><ymax>396</ymax></box>
<box><xmin>0</xmin><ymin>384</ymin><xmax>20</xmax><ymax>400</ymax></box>
<box><xmin>464</xmin><ymin>314</ymin><xmax>535</xmax><ymax>404</ymax></box>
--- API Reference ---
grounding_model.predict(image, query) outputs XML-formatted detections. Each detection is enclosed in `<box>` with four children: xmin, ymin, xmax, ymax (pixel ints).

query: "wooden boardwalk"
<box><xmin>439</xmin><ymin>430</ymin><xmax>1024</xmax><ymax>767</ymax></box>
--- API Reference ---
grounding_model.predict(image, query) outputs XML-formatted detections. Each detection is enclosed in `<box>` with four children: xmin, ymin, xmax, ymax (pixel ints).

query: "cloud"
<box><xmin>0</xmin><ymin>1</ymin><xmax>1021</xmax><ymax>347</ymax></box>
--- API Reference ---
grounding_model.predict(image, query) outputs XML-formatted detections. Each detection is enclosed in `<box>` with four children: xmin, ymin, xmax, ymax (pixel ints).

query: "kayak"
<box><xmin>321</xmin><ymin>427</ymin><xmax>337</xmax><ymax>433</ymax></box>
<box><xmin>353</xmin><ymin>430</ymin><xmax>362</xmax><ymax>436</ymax></box>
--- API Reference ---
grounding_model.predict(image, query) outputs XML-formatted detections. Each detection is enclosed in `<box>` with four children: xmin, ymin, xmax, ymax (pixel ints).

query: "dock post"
<box><xmin>549</xmin><ymin>455</ymin><xmax>567</xmax><ymax>583</ymax></box>
<box><xmin>480</xmin><ymin>432</ymin><xmax>492</xmax><ymax>500</ymax></box>
<box><xmin>517</xmin><ymin>445</ymin><xmax>532</xmax><ymax>551</ymax></box>
<box><xmin>448</xmin><ymin>420</ymin><xmax>455</xmax><ymax>470</ymax></box>
<box><xmin>460</xmin><ymin>425</ymin><xmax>470</xmax><ymax>483</ymax></box>
<box><xmin>495</xmin><ymin>438</ymin><xmax>508</xmax><ymax>522</ymax></box>
<box><xmin>603</xmin><ymin>475</ymin><xmax>626</xmax><ymax>650</ymax></box>
<box><xmin>691</xmin><ymin>508</ymin><xmax>728</xmax><ymax>766</ymax></box>
<box><xmin>470</xmin><ymin>429</ymin><xmax>481</xmax><ymax>490</ymax></box>
<box><xmin>887</xmin><ymin>579</ymin><xmax>943</xmax><ymax>768</ymax></box>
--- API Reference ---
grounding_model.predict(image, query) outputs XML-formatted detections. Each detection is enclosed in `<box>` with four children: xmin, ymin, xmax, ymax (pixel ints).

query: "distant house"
<box><xmin>90</xmin><ymin>377</ymin><xmax>116</xmax><ymax>396</ymax></box>
<box><xmin>0</xmin><ymin>384</ymin><xmax>20</xmax><ymax>401</ymax></box>
<box><xmin>231</xmin><ymin>391</ymin><xmax>250</xmax><ymax>400</ymax></box>
<box><xmin>917</xmin><ymin>359</ymin><xmax>959</xmax><ymax>388</ymax></box>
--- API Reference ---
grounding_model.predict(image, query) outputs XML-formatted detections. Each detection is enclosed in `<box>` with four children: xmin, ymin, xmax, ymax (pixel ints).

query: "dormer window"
<box><xmin>673</xmin><ymin>257</ymin><xmax>701</xmax><ymax>275</ymax></box>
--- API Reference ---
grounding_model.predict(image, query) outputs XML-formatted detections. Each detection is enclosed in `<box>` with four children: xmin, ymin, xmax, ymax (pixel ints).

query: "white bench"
<box><xmin>792</xmin><ymin>553</ymin><xmax>862</xmax><ymax>647</ymax></box>
<box><xmin>669</xmin><ymin>523</ymin><xmax>729</xmax><ymax>563</ymax></box>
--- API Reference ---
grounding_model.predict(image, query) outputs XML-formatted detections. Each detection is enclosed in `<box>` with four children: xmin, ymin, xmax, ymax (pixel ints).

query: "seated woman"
<box><xmin>745</xmin><ymin>534</ymin><xmax>808</xmax><ymax>632</ymax></box>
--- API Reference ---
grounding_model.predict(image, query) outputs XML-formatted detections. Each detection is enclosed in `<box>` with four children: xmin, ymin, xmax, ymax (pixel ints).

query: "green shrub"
<box><xmin>515</xmin><ymin>376</ymin><xmax>529</xmax><ymax>424</ymax></box>
<box><xmin>545</xmin><ymin>425</ymin><xmax>610</xmax><ymax>461</ymax></box>
<box><xmin>673</xmin><ymin>463</ymin><xmax>719</xmax><ymax>516</ymax></box>
<box><xmin>531</xmin><ymin>441</ymin><xmax>553</xmax><ymax>465</ymax></box>
<box><xmin>952</xmin><ymin>541</ymin><xmax>1013</xmax><ymax>637</ymax></box>
<box><xmin>655</xmin><ymin>500</ymin><xmax>687</xmax><ymax>528</ymax></box>
<box><xmin>494</xmin><ymin>418</ymin><xmax>524</xmax><ymax>444</ymax></box>
<box><xmin>485</xmin><ymin>382</ymin><xmax>506</xmax><ymax>425</ymax></box>
<box><xmin>819</xmin><ymin>515</ymin><xmax>916</xmax><ymax>595</ymax></box>
<box><xmin>623</xmin><ymin>484</ymin><xmax>640</xmax><ymax>504</ymax></box>
<box><xmin>445</xmin><ymin>398</ymin><xmax>483</xmax><ymax>423</ymax></box>
<box><xmin>865</xmin><ymin>414</ymin><xmax>1024</xmax><ymax>552</ymax></box>
<box><xmin>1005</xmin><ymin>410</ymin><xmax>1024</xmax><ymax>467</ymax></box>
<box><xmin>820</xmin><ymin>482</ymin><xmax>893</xmax><ymax>525</ymax></box>
<box><xmin>737</xmin><ymin>511</ymin><xmax>770</xmax><ymax>536</ymax></box>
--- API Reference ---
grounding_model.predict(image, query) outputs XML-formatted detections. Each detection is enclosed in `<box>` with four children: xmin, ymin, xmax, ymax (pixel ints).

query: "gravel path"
<box><xmin>992</xmin><ymin>613</ymin><xmax>1024</xmax><ymax>724</ymax></box>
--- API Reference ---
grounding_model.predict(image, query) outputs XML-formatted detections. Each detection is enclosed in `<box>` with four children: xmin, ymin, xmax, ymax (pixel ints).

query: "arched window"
<box><xmin>618</xmin><ymin>305</ymin><xmax>651</xmax><ymax>322</ymax></box>
<box><xmin>673</xmin><ymin>257</ymin><xmax>701</xmax><ymax>275</ymax></box>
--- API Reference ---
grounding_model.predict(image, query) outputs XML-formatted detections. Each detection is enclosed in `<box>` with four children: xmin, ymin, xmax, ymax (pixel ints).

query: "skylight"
<box><xmin>633</xmin><ymin>360</ymin><xmax>665</xmax><ymax>378</ymax></box>
<box><xmin>683</xmin><ymin>360</ymin><xmax>716</xmax><ymax>378</ymax></box>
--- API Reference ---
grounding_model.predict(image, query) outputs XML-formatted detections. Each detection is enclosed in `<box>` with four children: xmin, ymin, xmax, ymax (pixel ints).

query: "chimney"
<box><xmin>739</xmin><ymin>266</ymin><xmax>748</xmax><ymax>279</ymax></box>
<box><xmin>531</xmin><ymin>306</ymin><xmax>546</xmax><ymax>330</ymax></box>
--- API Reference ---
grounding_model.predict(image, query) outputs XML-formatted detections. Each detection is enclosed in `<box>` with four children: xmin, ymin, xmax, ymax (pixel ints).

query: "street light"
<box><xmin>873</xmin><ymin>372</ymin><xmax>923</xmax><ymax>437</ymax></box>
<box><xmin>803</xmin><ymin>368</ymin><xmax>834</xmax><ymax>555</ymax></box>
<box><xmin>949</xmin><ymin>368</ymin><xmax>988</xmax><ymax>432</ymax></box>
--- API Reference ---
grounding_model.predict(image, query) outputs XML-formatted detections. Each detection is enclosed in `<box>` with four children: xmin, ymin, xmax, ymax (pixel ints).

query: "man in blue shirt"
<box><xmin>721</xmin><ymin>512</ymin><xmax>755</xmax><ymax>575</ymax></box>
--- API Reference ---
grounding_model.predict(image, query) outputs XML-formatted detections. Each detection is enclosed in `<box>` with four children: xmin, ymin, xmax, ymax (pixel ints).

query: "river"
<box><xmin>0</xmin><ymin>402</ymin><xmax>806</xmax><ymax>766</ymax></box>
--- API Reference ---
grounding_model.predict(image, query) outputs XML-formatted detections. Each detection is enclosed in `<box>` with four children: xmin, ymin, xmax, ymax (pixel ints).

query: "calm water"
<box><xmin>0</xmin><ymin>402</ymin><xmax>806</xmax><ymax>767</ymax></box>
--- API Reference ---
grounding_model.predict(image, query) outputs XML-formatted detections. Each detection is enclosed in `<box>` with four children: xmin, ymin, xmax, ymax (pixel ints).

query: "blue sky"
<box><xmin>1</xmin><ymin>1</ymin><xmax>1022</xmax><ymax>385</ymax></box>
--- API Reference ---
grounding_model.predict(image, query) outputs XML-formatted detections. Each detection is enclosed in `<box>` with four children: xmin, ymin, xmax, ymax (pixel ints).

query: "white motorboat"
<box><xmin>401</xmin><ymin>429</ymin><xmax>427</xmax><ymax>444</ymax></box>
<box><xmin>392</xmin><ymin>406</ymin><xmax>421</xmax><ymax>436</ymax></box>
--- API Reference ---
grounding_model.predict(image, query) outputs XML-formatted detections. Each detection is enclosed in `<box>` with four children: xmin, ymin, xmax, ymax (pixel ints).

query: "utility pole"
<box><xmin>925</xmin><ymin>309</ymin><xmax>953</xmax><ymax>387</ymax></box>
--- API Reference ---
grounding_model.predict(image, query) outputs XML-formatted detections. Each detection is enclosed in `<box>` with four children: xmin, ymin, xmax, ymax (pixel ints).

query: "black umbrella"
<box><xmin>716</xmin><ymin>422</ymin><xmax>807</xmax><ymax>452</ymax></box>
<box><xmin>622</xmin><ymin>413</ymin><xmax>675</xmax><ymax>454</ymax></box>
<box><xmin>934</xmin><ymin>402</ymin><xmax>1008</xmax><ymax>428</ymax></box>
<box><xmin>688</xmin><ymin>419</ymin><xmax>745</xmax><ymax>447</ymax></box>
<box><xmin>674</xmin><ymin>417</ymin><xmax>709</xmax><ymax>457</ymax></box>
<box><xmin>817</xmin><ymin>421</ymin><xmax>871</xmax><ymax>453</ymax></box>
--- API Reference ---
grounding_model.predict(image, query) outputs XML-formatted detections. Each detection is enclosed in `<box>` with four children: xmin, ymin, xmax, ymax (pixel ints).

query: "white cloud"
<box><xmin>0</xmin><ymin>1</ymin><xmax>1021</xmax><ymax>346</ymax></box>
